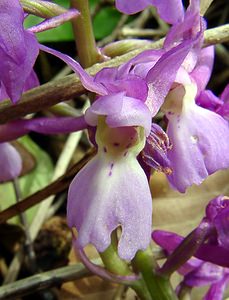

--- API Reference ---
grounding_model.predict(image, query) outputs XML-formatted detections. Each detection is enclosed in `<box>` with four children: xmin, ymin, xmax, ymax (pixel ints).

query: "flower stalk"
<box><xmin>70</xmin><ymin>0</ymin><xmax>103</xmax><ymax>68</ymax></box>
<box><xmin>133</xmin><ymin>248</ymin><xmax>179</xmax><ymax>300</ymax></box>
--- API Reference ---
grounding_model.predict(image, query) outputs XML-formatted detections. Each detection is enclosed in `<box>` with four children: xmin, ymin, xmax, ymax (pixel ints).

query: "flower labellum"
<box><xmin>67</xmin><ymin>94</ymin><xmax>152</xmax><ymax>260</ymax></box>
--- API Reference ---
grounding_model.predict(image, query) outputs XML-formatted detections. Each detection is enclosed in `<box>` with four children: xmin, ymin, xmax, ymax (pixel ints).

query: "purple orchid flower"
<box><xmin>153</xmin><ymin>196</ymin><xmax>229</xmax><ymax>271</ymax></box>
<box><xmin>163</xmin><ymin>83</ymin><xmax>229</xmax><ymax>192</ymax></box>
<box><xmin>0</xmin><ymin>143</ymin><xmax>22</xmax><ymax>182</ymax></box>
<box><xmin>0</xmin><ymin>0</ymin><xmax>40</xmax><ymax>103</ymax></box>
<box><xmin>66</xmin><ymin>39</ymin><xmax>195</xmax><ymax>260</ymax></box>
<box><xmin>115</xmin><ymin>0</ymin><xmax>184</xmax><ymax>25</ymax></box>
<box><xmin>0</xmin><ymin>0</ymin><xmax>79</xmax><ymax>103</ymax></box>
<box><xmin>152</xmin><ymin>229</ymin><xmax>229</xmax><ymax>300</ymax></box>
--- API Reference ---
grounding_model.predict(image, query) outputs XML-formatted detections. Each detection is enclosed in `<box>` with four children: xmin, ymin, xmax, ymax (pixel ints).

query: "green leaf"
<box><xmin>93</xmin><ymin>7</ymin><xmax>121</xmax><ymax>40</ymax></box>
<box><xmin>0</xmin><ymin>136</ymin><xmax>54</xmax><ymax>225</ymax></box>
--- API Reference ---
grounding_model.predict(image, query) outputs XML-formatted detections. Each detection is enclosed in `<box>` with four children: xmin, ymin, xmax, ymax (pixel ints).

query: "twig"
<box><xmin>0</xmin><ymin>25</ymin><xmax>228</xmax><ymax>124</ymax></box>
<box><xmin>0</xmin><ymin>148</ymin><xmax>96</xmax><ymax>224</ymax></box>
<box><xmin>0</xmin><ymin>262</ymin><xmax>92</xmax><ymax>300</ymax></box>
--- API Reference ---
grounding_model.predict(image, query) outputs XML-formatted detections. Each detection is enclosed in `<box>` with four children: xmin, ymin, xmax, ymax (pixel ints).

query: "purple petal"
<box><xmin>196</xmin><ymin>245</ymin><xmax>229</xmax><ymax>268</ymax></box>
<box><xmin>68</xmin><ymin>124</ymin><xmax>152</xmax><ymax>260</ymax></box>
<box><xmin>166</xmin><ymin>101</ymin><xmax>229</xmax><ymax>193</ymax></box>
<box><xmin>203</xmin><ymin>276</ymin><xmax>229</xmax><ymax>300</ymax></box>
<box><xmin>146</xmin><ymin>41</ymin><xmax>194</xmax><ymax>116</ymax></box>
<box><xmin>196</xmin><ymin>90</ymin><xmax>223</xmax><ymax>112</ymax></box>
<box><xmin>95</xmin><ymin>65</ymin><xmax>149</xmax><ymax>101</ymax></box>
<box><xmin>190</xmin><ymin>46</ymin><xmax>215</xmax><ymax>94</ymax></box>
<box><xmin>115</xmin><ymin>0</ymin><xmax>153</xmax><ymax>15</ymax></box>
<box><xmin>214</xmin><ymin>206</ymin><xmax>229</xmax><ymax>249</ymax></box>
<box><xmin>0</xmin><ymin>117</ymin><xmax>87</xmax><ymax>142</ymax></box>
<box><xmin>118</xmin><ymin>49</ymin><xmax>163</xmax><ymax>79</ymax></box>
<box><xmin>184</xmin><ymin>263</ymin><xmax>224</xmax><ymax>287</ymax></box>
<box><xmin>217</xmin><ymin>84</ymin><xmax>229</xmax><ymax>120</ymax></box>
<box><xmin>152</xmin><ymin>230</ymin><xmax>183</xmax><ymax>254</ymax></box>
<box><xmin>21</xmin><ymin>116</ymin><xmax>87</xmax><ymax>135</ymax></box>
<box><xmin>115</xmin><ymin>0</ymin><xmax>184</xmax><ymax>24</ymax></box>
<box><xmin>164</xmin><ymin>0</ymin><xmax>201</xmax><ymax>50</ymax></box>
<box><xmin>152</xmin><ymin>230</ymin><xmax>202</xmax><ymax>275</ymax></box>
<box><xmin>205</xmin><ymin>195</ymin><xmax>229</xmax><ymax>221</ymax></box>
<box><xmin>39</xmin><ymin>45</ymin><xmax>107</xmax><ymax>96</ymax></box>
<box><xmin>0</xmin><ymin>143</ymin><xmax>22</xmax><ymax>182</ymax></box>
<box><xmin>150</xmin><ymin>0</ymin><xmax>184</xmax><ymax>24</ymax></box>
<box><xmin>85</xmin><ymin>93</ymin><xmax>152</xmax><ymax>136</ymax></box>
<box><xmin>221</xmin><ymin>84</ymin><xmax>229</xmax><ymax>103</ymax></box>
<box><xmin>0</xmin><ymin>0</ymin><xmax>39</xmax><ymax>103</ymax></box>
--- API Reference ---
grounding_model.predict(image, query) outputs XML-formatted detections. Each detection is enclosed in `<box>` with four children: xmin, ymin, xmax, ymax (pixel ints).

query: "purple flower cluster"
<box><xmin>0</xmin><ymin>0</ymin><xmax>228</xmax><ymax>284</ymax></box>
<box><xmin>153</xmin><ymin>196</ymin><xmax>229</xmax><ymax>299</ymax></box>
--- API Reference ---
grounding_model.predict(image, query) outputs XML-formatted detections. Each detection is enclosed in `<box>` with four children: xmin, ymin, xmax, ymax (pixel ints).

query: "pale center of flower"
<box><xmin>96</xmin><ymin>117</ymin><xmax>145</xmax><ymax>158</ymax></box>
<box><xmin>162</xmin><ymin>83</ymin><xmax>197</xmax><ymax>115</ymax></box>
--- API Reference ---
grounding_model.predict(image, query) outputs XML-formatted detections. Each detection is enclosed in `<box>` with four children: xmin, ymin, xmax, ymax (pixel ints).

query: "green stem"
<box><xmin>133</xmin><ymin>248</ymin><xmax>178</xmax><ymax>300</ymax></box>
<box><xmin>99</xmin><ymin>233</ymin><xmax>151</xmax><ymax>300</ymax></box>
<box><xmin>100</xmin><ymin>233</ymin><xmax>131</xmax><ymax>276</ymax></box>
<box><xmin>70</xmin><ymin>0</ymin><xmax>102</xmax><ymax>68</ymax></box>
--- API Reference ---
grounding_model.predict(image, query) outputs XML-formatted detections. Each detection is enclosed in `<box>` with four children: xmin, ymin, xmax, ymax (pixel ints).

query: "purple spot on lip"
<box><xmin>113</xmin><ymin>142</ymin><xmax>120</xmax><ymax>147</ymax></box>
<box><xmin>108</xmin><ymin>163</ymin><xmax>114</xmax><ymax>176</ymax></box>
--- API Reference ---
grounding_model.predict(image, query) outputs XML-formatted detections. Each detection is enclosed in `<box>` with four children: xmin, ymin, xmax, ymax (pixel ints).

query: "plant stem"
<box><xmin>133</xmin><ymin>248</ymin><xmax>178</xmax><ymax>300</ymax></box>
<box><xmin>70</xmin><ymin>0</ymin><xmax>102</xmax><ymax>67</ymax></box>
<box><xmin>99</xmin><ymin>233</ymin><xmax>151</xmax><ymax>300</ymax></box>
<box><xmin>100</xmin><ymin>236</ymin><xmax>131</xmax><ymax>276</ymax></box>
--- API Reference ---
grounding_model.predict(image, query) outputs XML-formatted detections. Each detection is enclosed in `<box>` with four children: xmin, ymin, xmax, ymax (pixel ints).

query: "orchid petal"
<box><xmin>146</xmin><ymin>41</ymin><xmax>193</xmax><ymax>116</ymax></box>
<box><xmin>166</xmin><ymin>99</ymin><xmax>229</xmax><ymax>192</ymax></box>
<box><xmin>68</xmin><ymin>152</ymin><xmax>152</xmax><ymax>260</ymax></box>
<box><xmin>39</xmin><ymin>45</ymin><xmax>107</xmax><ymax>96</ymax></box>
<box><xmin>196</xmin><ymin>245</ymin><xmax>229</xmax><ymax>268</ymax></box>
<box><xmin>152</xmin><ymin>230</ymin><xmax>202</xmax><ymax>275</ymax></box>
<box><xmin>185</xmin><ymin>263</ymin><xmax>224</xmax><ymax>287</ymax></box>
<box><xmin>85</xmin><ymin>93</ymin><xmax>151</xmax><ymax>136</ymax></box>
<box><xmin>0</xmin><ymin>143</ymin><xmax>22</xmax><ymax>182</ymax></box>
<box><xmin>190</xmin><ymin>46</ymin><xmax>215</xmax><ymax>93</ymax></box>
<box><xmin>0</xmin><ymin>0</ymin><xmax>39</xmax><ymax>103</ymax></box>
<box><xmin>203</xmin><ymin>276</ymin><xmax>229</xmax><ymax>300</ymax></box>
<box><xmin>115</xmin><ymin>0</ymin><xmax>184</xmax><ymax>24</ymax></box>
<box><xmin>68</xmin><ymin>122</ymin><xmax>152</xmax><ymax>260</ymax></box>
<box><xmin>196</xmin><ymin>90</ymin><xmax>223</xmax><ymax>112</ymax></box>
<box><xmin>0</xmin><ymin>117</ymin><xmax>87</xmax><ymax>143</ymax></box>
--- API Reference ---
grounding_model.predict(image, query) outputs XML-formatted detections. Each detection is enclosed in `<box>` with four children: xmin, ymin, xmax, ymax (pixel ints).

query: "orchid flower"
<box><xmin>0</xmin><ymin>0</ymin><xmax>39</xmax><ymax>103</ymax></box>
<box><xmin>66</xmin><ymin>38</ymin><xmax>195</xmax><ymax>260</ymax></box>
<box><xmin>0</xmin><ymin>0</ymin><xmax>79</xmax><ymax>103</ymax></box>
<box><xmin>153</xmin><ymin>196</ymin><xmax>229</xmax><ymax>270</ymax></box>
<box><xmin>162</xmin><ymin>83</ymin><xmax>229</xmax><ymax>192</ymax></box>
<box><xmin>152</xmin><ymin>228</ymin><xmax>229</xmax><ymax>300</ymax></box>
<box><xmin>153</xmin><ymin>196</ymin><xmax>229</xmax><ymax>299</ymax></box>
